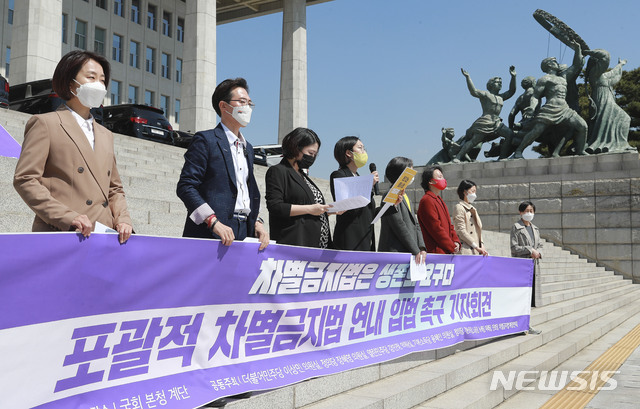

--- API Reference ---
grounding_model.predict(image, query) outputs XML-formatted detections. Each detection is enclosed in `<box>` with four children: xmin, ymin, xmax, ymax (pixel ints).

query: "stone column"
<box><xmin>9</xmin><ymin>0</ymin><xmax>62</xmax><ymax>84</ymax></box>
<box><xmin>181</xmin><ymin>0</ymin><xmax>217</xmax><ymax>133</ymax></box>
<box><xmin>278</xmin><ymin>0</ymin><xmax>308</xmax><ymax>143</ymax></box>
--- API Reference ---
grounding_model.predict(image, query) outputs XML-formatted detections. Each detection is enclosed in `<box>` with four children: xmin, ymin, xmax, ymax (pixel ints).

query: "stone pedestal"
<box><xmin>398</xmin><ymin>153</ymin><xmax>640</xmax><ymax>282</ymax></box>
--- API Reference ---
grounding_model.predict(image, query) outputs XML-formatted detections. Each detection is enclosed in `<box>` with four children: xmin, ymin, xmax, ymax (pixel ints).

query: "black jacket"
<box><xmin>265</xmin><ymin>159</ymin><xmax>331</xmax><ymax>248</ymax></box>
<box><xmin>330</xmin><ymin>167</ymin><xmax>376</xmax><ymax>251</ymax></box>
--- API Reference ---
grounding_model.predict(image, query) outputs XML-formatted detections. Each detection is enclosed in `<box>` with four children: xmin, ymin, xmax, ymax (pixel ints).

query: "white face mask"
<box><xmin>72</xmin><ymin>79</ymin><xmax>107</xmax><ymax>108</ymax></box>
<box><xmin>467</xmin><ymin>192</ymin><xmax>477</xmax><ymax>203</ymax></box>
<box><xmin>228</xmin><ymin>103</ymin><xmax>252</xmax><ymax>127</ymax></box>
<box><xmin>522</xmin><ymin>212</ymin><xmax>534</xmax><ymax>222</ymax></box>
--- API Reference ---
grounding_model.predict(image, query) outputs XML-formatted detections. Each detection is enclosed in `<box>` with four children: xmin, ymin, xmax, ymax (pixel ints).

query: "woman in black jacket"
<box><xmin>330</xmin><ymin>136</ymin><xmax>378</xmax><ymax>251</ymax></box>
<box><xmin>265</xmin><ymin>128</ymin><xmax>332</xmax><ymax>248</ymax></box>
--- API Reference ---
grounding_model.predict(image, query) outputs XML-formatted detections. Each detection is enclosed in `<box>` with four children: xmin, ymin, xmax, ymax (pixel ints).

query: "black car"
<box><xmin>101</xmin><ymin>104</ymin><xmax>174</xmax><ymax>145</ymax></box>
<box><xmin>172</xmin><ymin>130</ymin><xmax>193</xmax><ymax>148</ymax></box>
<box><xmin>9</xmin><ymin>78</ymin><xmax>103</xmax><ymax>121</ymax></box>
<box><xmin>9</xmin><ymin>78</ymin><xmax>63</xmax><ymax>114</ymax></box>
<box><xmin>0</xmin><ymin>74</ymin><xmax>9</xmax><ymax>108</ymax></box>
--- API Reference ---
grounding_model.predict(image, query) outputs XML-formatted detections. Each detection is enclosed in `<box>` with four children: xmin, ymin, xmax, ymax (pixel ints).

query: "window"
<box><xmin>176</xmin><ymin>18</ymin><xmax>184</xmax><ymax>42</ymax></box>
<box><xmin>174</xmin><ymin>99</ymin><xmax>180</xmax><ymax>124</ymax></box>
<box><xmin>8</xmin><ymin>0</ymin><xmax>14</xmax><ymax>24</ymax></box>
<box><xmin>175</xmin><ymin>58</ymin><xmax>182</xmax><ymax>83</ymax></box>
<box><xmin>131</xmin><ymin>0</ymin><xmax>140</xmax><ymax>24</ymax></box>
<box><xmin>62</xmin><ymin>14</ymin><xmax>68</xmax><ymax>44</ymax></box>
<box><xmin>160</xmin><ymin>95</ymin><xmax>169</xmax><ymax>116</ymax></box>
<box><xmin>162</xmin><ymin>11</ymin><xmax>172</xmax><ymax>37</ymax></box>
<box><xmin>111</xmin><ymin>80</ymin><xmax>121</xmax><ymax>104</ymax></box>
<box><xmin>112</xmin><ymin>34</ymin><xmax>123</xmax><ymax>63</ymax></box>
<box><xmin>128</xmin><ymin>85</ymin><xmax>137</xmax><ymax>103</ymax></box>
<box><xmin>145</xmin><ymin>47</ymin><xmax>155</xmax><ymax>74</ymax></box>
<box><xmin>147</xmin><ymin>4</ymin><xmax>156</xmax><ymax>31</ymax></box>
<box><xmin>161</xmin><ymin>53</ymin><xmax>170</xmax><ymax>79</ymax></box>
<box><xmin>113</xmin><ymin>0</ymin><xmax>123</xmax><ymax>17</ymax></box>
<box><xmin>5</xmin><ymin>47</ymin><xmax>10</xmax><ymax>77</ymax></box>
<box><xmin>129</xmin><ymin>41</ymin><xmax>139</xmax><ymax>68</ymax></box>
<box><xmin>96</xmin><ymin>0</ymin><xmax>107</xmax><ymax>10</ymax></box>
<box><xmin>75</xmin><ymin>20</ymin><xmax>87</xmax><ymax>50</ymax></box>
<box><xmin>144</xmin><ymin>90</ymin><xmax>155</xmax><ymax>106</ymax></box>
<box><xmin>94</xmin><ymin>27</ymin><xmax>106</xmax><ymax>56</ymax></box>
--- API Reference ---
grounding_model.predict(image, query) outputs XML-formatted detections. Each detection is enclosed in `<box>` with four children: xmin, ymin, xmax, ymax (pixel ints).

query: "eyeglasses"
<box><xmin>228</xmin><ymin>99</ymin><xmax>255</xmax><ymax>108</ymax></box>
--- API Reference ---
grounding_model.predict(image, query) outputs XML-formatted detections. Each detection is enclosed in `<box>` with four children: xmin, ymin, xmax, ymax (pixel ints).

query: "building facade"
<box><xmin>0</xmin><ymin>0</ymin><xmax>327</xmax><ymax>136</ymax></box>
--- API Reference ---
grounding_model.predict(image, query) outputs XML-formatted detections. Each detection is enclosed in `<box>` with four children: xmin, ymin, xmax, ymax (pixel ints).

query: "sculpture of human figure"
<box><xmin>425</xmin><ymin>128</ymin><xmax>472</xmax><ymax>165</ymax></box>
<box><xmin>511</xmin><ymin>41</ymin><xmax>588</xmax><ymax>159</ymax></box>
<box><xmin>454</xmin><ymin>66</ymin><xmax>517</xmax><ymax>162</ymax></box>
<box><xmin>508</xmin><ymin>76</ymin><xmax>538</xmax><ymax>130</ymax></box>
<box><xmin>582</xmin><ymin>49</ymin><xmax>634</xmax><ymax>154</ymax></box>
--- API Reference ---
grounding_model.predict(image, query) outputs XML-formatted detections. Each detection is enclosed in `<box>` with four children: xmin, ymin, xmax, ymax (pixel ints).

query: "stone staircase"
<box><xmin>2</xmin><ymin>110</ymin><xmax>638</xmax><ymax>408</ymax></box>
<box><xmin>220</xmin><ymin>232</ymin><xmax>640</xmax><ymax>409</ymax></box>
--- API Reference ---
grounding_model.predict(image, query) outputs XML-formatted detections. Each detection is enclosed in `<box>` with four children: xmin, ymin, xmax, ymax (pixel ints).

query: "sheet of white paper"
<box><xmin>243</xmin><ymin>237</ymin><xmax>277</xmax><ymax>244</ymax></box>
<box><xmin>94</xmin><ymin>221</ymin><xmax>117</xmax><ymax>233</ymax></box>
<box><xmin>327</xmin><ymin>195</ymin><xmax>371</xmax><ymax>213</ymax></box>
<box><xmin>409</xmin><ymin>255</ymin><xmax>427</xmax><ymax>281</ymax></box>
<box><xmin>371</xmin><ymin>202</ymin><xmax>392</xmax><ymax>225</ymax></box>
<box><xmin>333</xmin><ymin>174</ymin><xmax>374</xmax><ymax>202</ymax></box>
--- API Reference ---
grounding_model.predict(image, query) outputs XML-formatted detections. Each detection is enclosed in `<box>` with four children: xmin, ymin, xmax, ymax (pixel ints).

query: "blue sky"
<box><xmin>216</xmin><ymin>0</ymin><xmax>640</xmax><ymax>180</ymax></box>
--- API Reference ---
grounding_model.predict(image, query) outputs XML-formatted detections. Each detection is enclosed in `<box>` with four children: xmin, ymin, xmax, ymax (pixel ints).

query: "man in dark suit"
<box><xmin>177</xmin><ymin>78</ymin><xmax>269</xmax><ymax>250</ymax></box>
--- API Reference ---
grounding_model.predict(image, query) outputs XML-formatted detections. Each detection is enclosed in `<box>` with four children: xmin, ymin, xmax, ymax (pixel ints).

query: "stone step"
<box><xmin>540</xmin><ymin>270</ymin><xmax>614</xmax><ymax>284</ymax></box>
<box><xmin>289</xmin><ymin>286</ymin><xmax>640</xmax><ymax>409</ymax></box>
<box><xmin>541</xmin><ymin>278</ymin><xmax>630</xmax><ymax>305</ymax></box>
<box><xmin>415</xmin><ymin>290</ymin><xmax>640</xmax><ymax>409</ymax></box>
<box><xmin>541</xmin><ymin>275</ymin><xmax>623</xmax><ymax>293</ymax></box>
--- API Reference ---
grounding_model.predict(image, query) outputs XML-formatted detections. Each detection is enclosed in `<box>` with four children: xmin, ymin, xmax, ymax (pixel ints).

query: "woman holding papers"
<box><xmin>265</xmin><ymin>127</ymin><xmax>333</xmax><ymax>248</ymax></box>
<box><xmin>378</xmin><ymin>157</ymin><xmax>427</xmax><ymax>263</ymax></box>
<box><xmin>452</xmin><ymin>180</ymin><xmax>488</xmax><ymax>255</ymax></box>
<box><xmin>330</xmin><ymin>136</ymin><xmax>378</xmax><ymax>251</ymax></box>
<box><xmin>13</xmin><ymin>50</ymin><xmax>133</xmax><ymax>243</ymax></box>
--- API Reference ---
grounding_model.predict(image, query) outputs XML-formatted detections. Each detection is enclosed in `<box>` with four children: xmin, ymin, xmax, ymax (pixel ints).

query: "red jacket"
<box><xmin>417</xmin><ymin>190</ymin><xmax>460</xmax><ymax>254</ymax></box>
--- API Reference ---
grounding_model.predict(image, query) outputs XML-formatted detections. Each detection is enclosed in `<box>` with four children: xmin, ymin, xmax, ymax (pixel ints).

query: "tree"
<box><xmin>613</xmin><ymin>66</ymin><xmax>640</xmax><ymax>150</ymax></box>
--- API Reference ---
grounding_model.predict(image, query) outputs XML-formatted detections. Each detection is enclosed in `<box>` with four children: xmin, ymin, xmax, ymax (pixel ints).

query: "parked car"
<box><xmin>253</xmin><ymin>144</ymin><xmax>283</xmax><ymax>166</ymax></box>
<box><xmin>9</xmin><ymin>78</ymin><xmax>63</xmax><ymax>114</ymax></box>
<box><xmin>101</xmin><ymin>104</ymin><xmax>174</xmax><ymax>145</ymax></box>
<box><xmin>8</xmin><ymin>78</ymin><xmax>103</xmax><ymax>120</ymax></box>
<box><xmin>0</xmin><ymin>74</ymin><xmax>9</xmax><ymax>108</ymax></box>
<box><xmin>172</xmin><ymin>130</ymin><xmax>193</xmax><ymax>148</ymax></box>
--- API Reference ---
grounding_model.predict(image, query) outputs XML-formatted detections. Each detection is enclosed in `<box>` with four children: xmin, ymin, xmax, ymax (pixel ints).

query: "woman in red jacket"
<box><xmin>417</xmin><ymin>165</ymin><xmax>461</xmax><ymax>254</ymax></box>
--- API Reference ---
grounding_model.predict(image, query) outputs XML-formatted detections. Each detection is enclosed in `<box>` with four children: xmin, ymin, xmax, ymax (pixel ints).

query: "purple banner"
<box><xmin>0</xmin><ymin>123</ymin><xmax>21</xmax><ymax>158</ymax></box>
<box><xmin>0</xmin><ymin>233</ymin><xmax>534</xmax><ymax>409</ymax></box>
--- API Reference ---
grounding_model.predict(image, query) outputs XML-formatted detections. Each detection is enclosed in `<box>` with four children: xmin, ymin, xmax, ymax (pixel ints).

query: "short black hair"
<box><xmin>52</xmin><ymin>50</ymin><xmax>111</xmax><ymax>101</ymax></box>
<box><xmin>333</xmin><ymin>136</ymin><xmax>359</xmax><ymax>167</ymax></box>
<box><xmin>457</xmin><ymin>179</ymin><xmax>477</xmax><ymax>200</ymax></box>
<box><xmin>385</xmin><ymin>157</ymin><xmax>413</xmax><ymax>184</ymax></box>
<box><xmin>420</xmin><ymin>165</ymin><xmax>443</xmax><ymax>191</ymax></box>
<box><xmin>518</xmin><ymin>201</ymin><xmax>535</xmax><ymax>212</ymax></box>
<box><xmin>211</xmin><ymin>78</ymin><xmax>249</xmax><ymax>116</ymax></box>
<box><xmin>282</xmin><ymin>127</ymin><xmax>321</xmax><ymax>159</ymax></box>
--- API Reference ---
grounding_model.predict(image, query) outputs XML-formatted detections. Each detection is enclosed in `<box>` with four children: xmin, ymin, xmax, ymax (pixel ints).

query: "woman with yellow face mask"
<box><xmin>330</xmin><ymin>136</ymin><xmax>378</xmax><ymax>251</ymax></box>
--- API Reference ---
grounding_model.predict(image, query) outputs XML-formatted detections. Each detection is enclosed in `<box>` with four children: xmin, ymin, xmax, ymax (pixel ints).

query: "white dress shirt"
<box><xmin>66</xmin><ymin>105</ymin><xmax>95</xmax><ymax>150</ymax></box>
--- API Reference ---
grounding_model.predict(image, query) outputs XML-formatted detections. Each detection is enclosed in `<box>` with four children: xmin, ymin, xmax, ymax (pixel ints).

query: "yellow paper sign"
<box><xmin>383</xmin><ymin>167</ymin><xmax>418</xmax><ymax>205</ymax></box>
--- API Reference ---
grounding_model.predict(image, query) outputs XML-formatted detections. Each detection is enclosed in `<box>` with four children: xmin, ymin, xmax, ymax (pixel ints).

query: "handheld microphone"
<box><xmin>369</xmin><ymin>163</ymin><xmax>379</xmax><ymax>195</ymax></box>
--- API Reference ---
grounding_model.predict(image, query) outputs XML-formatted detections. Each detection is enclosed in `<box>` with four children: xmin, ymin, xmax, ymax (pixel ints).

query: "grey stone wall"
<box><xmin>392</xmin><ymin>152</ymin><xmax>640</xmax><ymax>283</ymax></box>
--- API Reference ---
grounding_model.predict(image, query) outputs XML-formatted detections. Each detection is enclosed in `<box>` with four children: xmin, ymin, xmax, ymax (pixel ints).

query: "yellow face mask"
<box><xmin>351</xmin><ymin>151</ymin><xmax>368</xmax><ymax>169</ymax></box>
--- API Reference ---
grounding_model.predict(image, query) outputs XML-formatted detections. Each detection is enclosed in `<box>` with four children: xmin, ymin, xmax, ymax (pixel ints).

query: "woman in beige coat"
<box><xmin>452</xmin><ymin>180</ymin><xmax>488</xmax><ymax>256</ymax></box>
<box><xmin>13</xmin><ymin>50</ymin><xmax>132</xmax><ymax>243</ymax></box>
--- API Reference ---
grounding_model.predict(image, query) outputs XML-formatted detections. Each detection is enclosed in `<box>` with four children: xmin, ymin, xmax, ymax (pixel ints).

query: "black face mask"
<box><xmin>297</xmin><ymin>153</ymin><xmax>316</xmax><ymax>169</ymax></box>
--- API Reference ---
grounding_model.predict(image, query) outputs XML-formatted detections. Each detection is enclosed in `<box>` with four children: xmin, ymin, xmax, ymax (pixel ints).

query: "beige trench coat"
<box><xmin>452</xmin><ymin>200</ymin><xmax>483</xmax><ymax>255</ymax></box>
